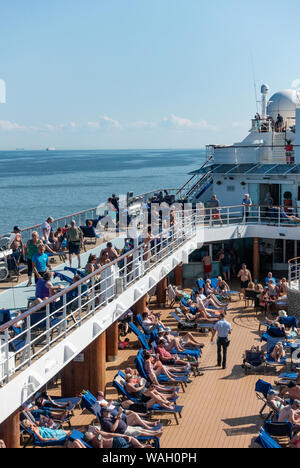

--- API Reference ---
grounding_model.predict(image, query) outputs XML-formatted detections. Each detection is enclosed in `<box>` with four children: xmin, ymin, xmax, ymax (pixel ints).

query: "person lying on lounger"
<box><xmin>99</xmin><ymin>399</ymin><xmax>161</xmax><ymax>429</ymax></box>
<box><xmin>99</xmin><ymin>407</ymin><xmax>163</xmax><ymax>438</ymax></box>
<box><xmin>143</xmin><ymin>350</ymin><xmax>191</xmax><ymax>385</ymax></box>
<box><xmin>22</xmin><ymin>420</ymin><xmax>71</xmax><ymax>442</ymax></box>
<box><xmin>179</xmin><ymin>303</ymin><xmax>219</xmax><ymax>324</ymax></box>
<box><xmin>162</xmin><ymin>327</ymin><xmax>205</xmax><ymax>350</ymax></box>
<box><xmin>124</xmin><ymin>367</ymin><xmax>178</xmax><ymax>397</ymax></box>
<box><xmin>124</xmin><ymin>375</ymin><xmax>176</xmax><ymax>410</ymax></box>
<box><xmin>196</xmin><ymin>288</ymin><xmax>225</xmax><ymax>309</ymax></box>
<box><xmin>71</xmin><ymin>428</ymin><xmax>151</xmax><ymax>449</ymax></box>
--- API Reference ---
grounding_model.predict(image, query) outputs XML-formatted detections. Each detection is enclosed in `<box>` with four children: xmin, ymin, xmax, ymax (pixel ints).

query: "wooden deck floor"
<box><xmin>44</xmin><ymin>290</ymin><xmax>283</xmax><ymax>449</ymax></box>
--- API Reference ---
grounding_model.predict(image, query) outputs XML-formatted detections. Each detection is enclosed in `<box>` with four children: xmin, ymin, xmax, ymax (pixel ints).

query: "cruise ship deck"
<box><xmin>24</xmin><ymin>289</ymin><xmax>274</xmax><ymax>449</ymax></box>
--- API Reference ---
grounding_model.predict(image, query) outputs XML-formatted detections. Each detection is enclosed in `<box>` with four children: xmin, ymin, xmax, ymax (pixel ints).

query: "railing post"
<box><xmin>63</xmin><ymin>294</ymin><xmax>67</xmax><ymax>338</ymax></box>
<box><xmin>258</xmin><ymin>206</ymin><xmax>261</xmax><ymax>224</ymax></box>
<box><xmin>4</xmin><ymin>328</ymin><xmax>9</xmax><ymax>384</ymax></box>
<box><xmin>46</xmin><ymin>304</ymin><xmax>50</xmax><ymax>351</ymax></box>
<box><xmin>91</xmin><ymin>276</ymin><xmax>96</xmax><ymax>313</ymax></box>
<box><xmin>278</xmin><ymin>207</ymin><xmax>281</xmax><ymax>227</ymax></box>
<box><xmin>26</xmin><ymin>315</ymin><xmax>31</xmax><ymax>366</ymax></box>
<box><xmin>78</xmin><ymin>284</ymin><xmax>82</xmax><ymax>326</ymax></box>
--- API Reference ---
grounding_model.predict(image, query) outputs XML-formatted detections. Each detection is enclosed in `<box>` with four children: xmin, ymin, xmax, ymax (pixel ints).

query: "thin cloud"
<box><xmin>161</xmin><ymin>114</ymin><xmax>215</xmax><ymax>130</ymax></box>
<box><xmin>0</xmin><ymin>120</ymin><xmax>26</xmax><ymax>131</ymax></box>
<box><xmin>291</xmin><ymin>79</ymin><xmax>300</xmax><ymax>89</ymax></box>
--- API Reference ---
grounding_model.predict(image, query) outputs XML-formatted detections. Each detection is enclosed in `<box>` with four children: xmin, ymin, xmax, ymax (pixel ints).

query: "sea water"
<box><xmin>0</xmin><ymin>149</ymin><xmax>205</xmax><ymax>234</ymax></box>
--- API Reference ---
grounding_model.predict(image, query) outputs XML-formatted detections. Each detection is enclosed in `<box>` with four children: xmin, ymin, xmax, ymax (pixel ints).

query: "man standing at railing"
<box><xmin>242</xmin><ymin>194</ymin><xmax>252</xmax><ymax>223</ymax></box>
<box><xmin>210</xmin><ymin>194</ymin><xmax>223</xmax><ymax>226</ymax></box>
<box><xmin>66</xmin><ymin>220</ymin><xmax>83</xmax><ymax>269</ymax></box>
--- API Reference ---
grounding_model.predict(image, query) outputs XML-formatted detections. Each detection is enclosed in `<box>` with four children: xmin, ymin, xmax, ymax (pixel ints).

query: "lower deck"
<box><xmin>39</xmin><ymin>288</ymin><xmax>278</xmax><ymax>449</ymax></box>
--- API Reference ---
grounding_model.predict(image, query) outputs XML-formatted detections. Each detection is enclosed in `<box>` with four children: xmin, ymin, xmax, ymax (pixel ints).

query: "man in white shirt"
<box><xmin>215</xmin><ymin>314</ymin><xmax>232</xmax><ymax>369</ymax></box>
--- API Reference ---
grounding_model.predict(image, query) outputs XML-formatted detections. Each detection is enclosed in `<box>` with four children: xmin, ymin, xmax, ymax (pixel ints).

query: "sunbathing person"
<box><xmin>141</xmin><ymin>311</ymin><xmax>165</xmax><ymax>334</ymax></box>
<box><xmin>124</xmin><ymin>367</ymin><xmax>177</xmax><ymax>396</ymax></box>
<box><xmin>72</xmin><ymin>428</ymin><xmax>151</xmax><ymax>449</ymax></box>
<box><xmin>23</xmin><ymin>402</ymin><xmax>71</xmax><ymax>421</ymax></box>
<box><xmin>156</xmin><ymin>339</ymin><xmax>194</xmax><ymax>369</ymax></box>
<box><xmin>215</xmin><ymin>277</ymin><xmax>230</xmax><ymax>295</ymax></box>
<box><xmin>101</xmin><ymin>399</ymin><xmax>161</xmax><ymax>428</ymax></box>
<box><xmin>173</xmin><ymin>286</ymin><xmax>190</xmax><ymax>300</ymax></box>
<box><xmin>99</xmin><ymin>407</ymin><xmax>163</xmax><ymax>438</ymax></box>
<box><xmin>35</xmin><ymin>391</ymin><xmax>71</xmax><ymax>409</ymax></box>
<box><xmin>280</xmin><ymin>208</ymin><xmax>300</xmax><ymax>223</ymax></box>
<box><xmin>266</xmin><ymin>389</ymin><xmax>286</xmax><ymax>412</ymax></box>
<box><xmin>125</xmin><ymin>375</ymin><xmax>176</xmax><ymax>410</ymax></box>
<box><xmin>271</xmin><ymin>343</ymin><xmax>286</xmax><ymax>362</ymax></box>
<box><xmin>197</xmin><ymin>287</ymin><xmax>224</xmax><ymax>309</ymax></box>
<box><xmin>22</xmin><ymin>419</ymin><xmax>71</xmax><ymax>442</ymax></box>
<box><xmin>143</xmin><ymin>350</ymin><xmax>189</xmax><ymax>385</ymax></box>
<box><xmin>278</xmin><ymin>400</ymin><xmax>300</xmax><ymax>432</ymax></box>
<box><xmin>162</xmin><ymin>327</ymin><xmax>205</xmax><ymax>350</ymax></box>
<box><xmin>181</xmin><ymin>303</ymin><xmax>219</xmax><ymax>323</ymax></box>
<box><xmin>281</xmin><ymin>381</ymin><xmax>300</xmax><ymax>402</ymax></box>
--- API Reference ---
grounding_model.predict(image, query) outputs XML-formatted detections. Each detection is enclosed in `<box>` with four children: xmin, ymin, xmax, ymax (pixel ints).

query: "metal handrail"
<box><xmin>0</xmin><ymin>188</ymin><xmax>180</xmax><ymax>240</ymax></box>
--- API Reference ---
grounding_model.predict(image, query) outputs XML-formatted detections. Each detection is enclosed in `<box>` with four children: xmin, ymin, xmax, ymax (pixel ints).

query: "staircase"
<box><xmin>271</xmin><ymin>133</ymin><xmax>286</xmax><ymax>163</ymax></box>
<box><xmin>176</xmin><ymin>158</ymin><xmax>213</xmax><ymax>203</ymax></box>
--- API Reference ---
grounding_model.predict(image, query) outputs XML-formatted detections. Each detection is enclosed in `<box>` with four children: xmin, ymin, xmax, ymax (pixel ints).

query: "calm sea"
<box><xmin>0</xmin><ymin>149</ymin><xmax>205</xmax><ymax>235</ymax></box>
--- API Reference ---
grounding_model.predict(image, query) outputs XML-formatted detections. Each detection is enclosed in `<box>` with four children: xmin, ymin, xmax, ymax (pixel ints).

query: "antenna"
<box><xmin>250</xmin><ymin>52</ymin><xmax>259</xmax><ymax>114</ymax></box>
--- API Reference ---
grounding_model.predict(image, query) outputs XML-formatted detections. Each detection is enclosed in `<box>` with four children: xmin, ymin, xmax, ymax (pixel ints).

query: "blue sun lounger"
<box><xmin>135</xmin><ymin>349</ymin><xmax>189</xmax><ymax>393</ymax></box>
<box><xmin>129</xmin><ymin>322</ymin><xmax>200</xmax><ymax>359</ymax></box>
<box><xmin>113</xmin><ymin>371</ymin><xmax>183</xmax><ymax>425</ymax></box>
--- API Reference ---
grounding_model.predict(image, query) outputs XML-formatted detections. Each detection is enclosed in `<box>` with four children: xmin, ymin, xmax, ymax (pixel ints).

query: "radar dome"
<box><xmin>267</xmin><ymin>89</ymin><xmax>300</xmax><ymax>121</ymax></box>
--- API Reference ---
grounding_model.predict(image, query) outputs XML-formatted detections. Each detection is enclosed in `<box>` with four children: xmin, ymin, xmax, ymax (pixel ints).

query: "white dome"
<box><xmin>267</xmin><ymin>89</ymin><xmax>300</xmax><ymax>121</ymax></box>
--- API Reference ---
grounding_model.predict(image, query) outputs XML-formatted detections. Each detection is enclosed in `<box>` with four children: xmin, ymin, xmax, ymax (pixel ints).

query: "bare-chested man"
<box><xmin>237</xmin><ymin>264</ymin><xmax>252</xmax><ymax>296</ymax></box>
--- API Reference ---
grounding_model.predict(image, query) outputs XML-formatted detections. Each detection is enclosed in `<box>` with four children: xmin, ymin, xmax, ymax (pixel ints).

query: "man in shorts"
<box><xmin>202</xmin><ymin>251</ymin><xmax>212</xmax><ymax>278</ymax></box>
<box><xmin>66</xmin><ymin>220</ymin><xmax>83</xmax><ymax>268</ymax></box>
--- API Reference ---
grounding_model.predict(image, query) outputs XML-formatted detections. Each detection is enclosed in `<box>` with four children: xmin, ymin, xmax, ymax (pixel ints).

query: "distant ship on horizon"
<box><xmin>46</xmin><ymin>147</ymin><xmax>56</xmax><ymax>151</ymax></box>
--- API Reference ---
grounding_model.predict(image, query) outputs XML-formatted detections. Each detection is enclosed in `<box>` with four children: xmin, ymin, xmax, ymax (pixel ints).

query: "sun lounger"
<box><xmin>112</xmin><ymin>371</ymin><xmax>183</xmax><ymax>425</ymax></box>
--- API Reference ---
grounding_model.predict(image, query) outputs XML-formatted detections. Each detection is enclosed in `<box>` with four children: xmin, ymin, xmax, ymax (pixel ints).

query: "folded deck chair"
<box><xmin>255</xmin><ymin>428</ymin><xmax>282</xmax><ymax>449</ymax></box>
<box><xmin>255</xmin><ymin>379</ymin><xmax>274</xmax><ymax>416</ymax></box>
<box><xmin>263</xmin><ymin>421</ymin><xmax>293</xmax><ymax>448</ymax></box>
<box><xmin>242</xmin><ymin>349</ymin><xmax>265</xmax><ymax>375</ymax></box>
<box><xmin>112</xmin><ymin>371</ymin><xmax>183</xmax><ymax>425</ymax></box>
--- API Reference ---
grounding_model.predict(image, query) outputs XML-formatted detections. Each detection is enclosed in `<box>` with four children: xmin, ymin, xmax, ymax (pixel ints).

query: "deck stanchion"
<box><xmin>106</xmin><ymin>320</ymin><xmax>118</xmax><ymax>362</ymax></box>
<box><xmin>61</xmin><ymin>331</ymin><xmax>106</xmax><ymax>397</ymax></box>
<box><xmin>174</xmin><ymin>264</ymin><xmax>183</xmax><ymax>287</ymax></box>
<box><xmin>157</xmin><ymin>277</ymin><xmax>168</xmax><ymax>308</ymax></box>
<box><xmin>0</xmin><ymin>409</ymin><xmax>20</xmax><ymax>448</ymax></box>
<box><xmin>253</xmin><ymin>237</ymin><xmax>260</xmax><ymax>282</ymax></box>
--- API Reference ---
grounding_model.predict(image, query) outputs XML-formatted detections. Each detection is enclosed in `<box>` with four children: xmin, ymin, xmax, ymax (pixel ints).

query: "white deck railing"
<box><xmin>1</xmin><ymin>203</ymin><xmax>299</xmax><ymax>387</ymax></box>
<box><xmin>0</xmin><ymin>210</ymin><xmax>195</xmax><ymax>386</ymax></box>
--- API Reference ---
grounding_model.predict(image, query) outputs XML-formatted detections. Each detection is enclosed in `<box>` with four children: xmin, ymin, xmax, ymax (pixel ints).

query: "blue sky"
<box><xmin>1</xmin><ymin>0</ymin><xmax>300</xmax><ymax>149</ymax></box>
